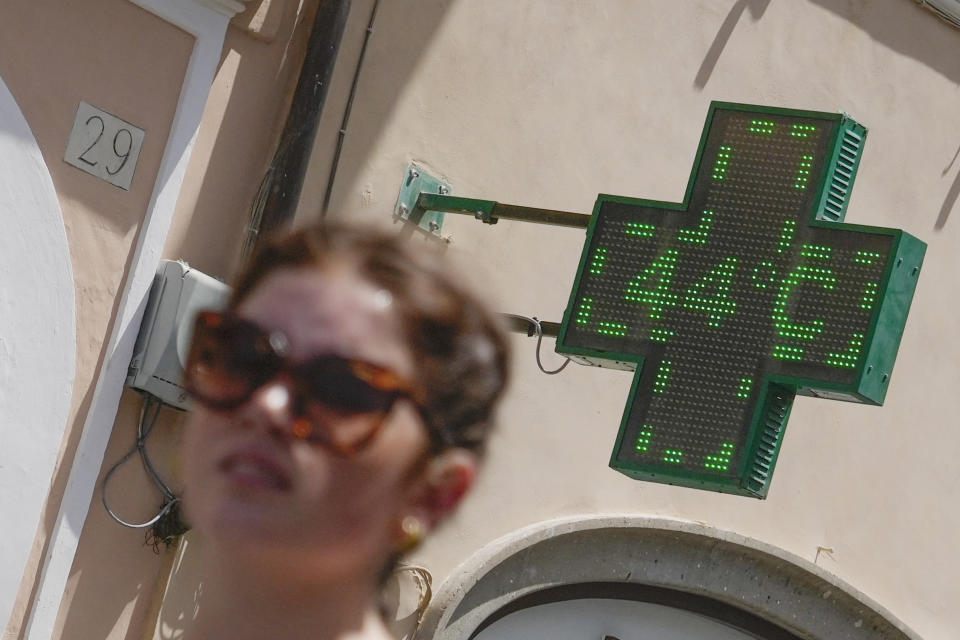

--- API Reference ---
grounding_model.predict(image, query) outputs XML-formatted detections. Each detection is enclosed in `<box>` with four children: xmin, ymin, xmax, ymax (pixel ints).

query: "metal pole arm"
<box><xmin>415</xmin><ymin>192</ymin><xmax>591</xmax><ymax>229</ymax></box>
<box><xmin>501</xmin><ymin>314</ymin><xmax>561</xmax><ymax>337</ymax></box>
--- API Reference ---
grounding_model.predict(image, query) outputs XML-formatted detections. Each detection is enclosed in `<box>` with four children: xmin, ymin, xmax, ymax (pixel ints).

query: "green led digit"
<box><xmin>626</xmin><ymin>222</ymin><xmax>656</xmax><ymax>238</ymax></box>
<box><xmin>778</xmin><ymin>220</ymin><xmax>796</xmax><ymax>254</ymax></box>
<box><xmin>625</xmin><ymin>248</ymin><xmax>679</xmax><ymax>321</ymax></box>
<box><xmin>861</xmin><ymin>282</ymin><xmax>879</xmax><ymax>310</ymax></box>
<box><xmin>791</xmin><ymin>123</ymin><xmax>817</xmax><ymax>138</ymax></box>
<box><xmin>678</xmin><ymin>209</ymin><xmax>715</xmax><ymax>245</ymax></box>
<box><xmin>772</xmin><ymin>264</ymin><xmax>837</xmax><ymax>341</ymax></box>
<box><xmin>635</xmin><ymin>426</ymin><xmax>654</xmax><ymax>453</ymax></box>
<box><xmin>663</xmin><ymin>449</ymin><xmax>684</xmax><ymax>464</ymax></box>
<box><xmin>749</xmin><ymin>119</ymin><xmax>775</xmax><ymax>135</ymax></box>
<box><xmin>713</xmin><ymin>146</ymin><xmax>732</xmax><ymax>181</ymax></box>
<box><xmin>737</xmin><ymin>377</ymin><xmax>752</xmax><ymax>399</ymax></box>
<box><xmin>576</xmin><ymin>297</ymin><xmax>593</xmax><ymax>325</ymax></box>
<box><xmin>683</xmin><ymin>256</ymin><xmax>739</xmax><ymax>328</ymax></box>
<box><xmin>650</xmin><ymin>327</ymin><xmax>674</xmax><ymax>343</ymax></box>
<box><xmin>800</xmin><ymin>244</ymin><xmax>831</xmax><ymax>260</ymax></box>
<box><xmin>590</xmin><ymin>246</ymin><xmax>608</xmax><ymax>275</ymax></box>
<box><xmin>773</xmin><ymin>344</ymin><xmax>804</xmax><ymax>361</ymax></box>
<box><xmin>795</xmin><ymin>155</ymin><xmax>814</xmax><ymax>189</ymax></box>
<box><xmin>752</xmin><ymin>261</ymin><xmax>776</xmax><ymax>289</ymax></box>
<box><xmin>597</xmin><ymin>321</ymin><xmax>628</xmax><ymax>337</ymax></box>
<box><xmin>826</xmin><ymin>333</ymin><xmax>865</xmax><ymax>368</ymax></box>
<box><xmin>654</xmin><ymin>360</ymin><xmax>672</xmax><ymax>394</ymax></box>
<box><xmin>704</xmin><ymin>443</ymin><xmax>735</xmax><ymax>471</ymax></box>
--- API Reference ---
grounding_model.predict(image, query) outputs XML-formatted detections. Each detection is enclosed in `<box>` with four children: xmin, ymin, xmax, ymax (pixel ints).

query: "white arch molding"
<box><xmin>0</xmin><ymin>75</ymin><xmax>77</xmax><ymax>632</ymax></box>
<box><xmin>419</xmin><ymin>516</ymin><xmax>922</xmax><ymax>640</ymax></box>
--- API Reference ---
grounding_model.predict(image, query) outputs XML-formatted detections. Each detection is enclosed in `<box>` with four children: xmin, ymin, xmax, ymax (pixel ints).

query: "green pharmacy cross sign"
<box><xmin>556</xmin><ymin>103</ymin><xmax>925</xmax><ymax>497</ymax></box>
<box><xmin>402</xmin><ymin>101</ymin><xmax>925</xmax><ymax>498</ymax></box>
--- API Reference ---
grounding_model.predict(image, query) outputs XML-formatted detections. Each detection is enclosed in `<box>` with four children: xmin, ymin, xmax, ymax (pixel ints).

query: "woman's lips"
<box><xmin>219</xmin><ymin>449</ymin><xmax>292</xmax><ymax>492</ymax></box>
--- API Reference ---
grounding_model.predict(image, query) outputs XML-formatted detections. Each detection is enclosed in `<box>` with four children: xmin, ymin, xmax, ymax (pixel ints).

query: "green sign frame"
<box><xmin>556</xmin><ymin>102</ymin><xmax>925</xmax><ymax>497</ymax></box>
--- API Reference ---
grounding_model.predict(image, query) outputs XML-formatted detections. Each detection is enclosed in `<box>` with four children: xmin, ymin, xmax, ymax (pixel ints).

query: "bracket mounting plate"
<box><xmin>394</xmin><ymin>163</ymin><xmax>450</xmax><ymax>236</ymax></box>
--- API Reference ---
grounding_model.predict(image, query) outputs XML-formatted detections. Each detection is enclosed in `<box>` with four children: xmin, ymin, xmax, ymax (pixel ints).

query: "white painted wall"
<box><xmin>0</xmin><ymin>74</ymin><xmax>76</xmax><ymax>633</ymax></box>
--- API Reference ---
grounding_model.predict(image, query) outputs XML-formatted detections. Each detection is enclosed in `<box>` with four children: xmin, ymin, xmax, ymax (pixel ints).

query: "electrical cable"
<box><xmin>321</xmin><ymin>0</ymin><xmax>381</xmax><ymax>217</ymax></box>
<box><xmin>240</xmin><ymin>166</ymin><xmax>275</xmax><ymax>266</ymax></box>
<box><xmin>137</xmin><ymin>396</ymin><xmax>175</xmax><ymax>502</ymax></box>
<box><xmin>101</xmin><ymin>394</ymin><xmax>180</xmax><ymax>529</ymax></box>
<box><xmin>510</xmin><ymin>314</ymin><xmax>571</xmax><ymax>375</ymax></box>
<box><xmin>393</xmin><ymin>563</ymin><xmax>432</xmax><ymax>633</ymax></box>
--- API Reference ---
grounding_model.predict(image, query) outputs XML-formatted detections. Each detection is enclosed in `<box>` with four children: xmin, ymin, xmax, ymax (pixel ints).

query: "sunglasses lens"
<box><xmin>185</xmin><ymin>312</ymin><xmax>423</xmax><ymax>453</ymax></box>
<box><xmin>295</xmin><ymin>359</ymin><xmax>406</xmax><ymax>453</ymax></box>
<box><xmin>299</xmin><ymin>358</ymin><xmax>399</xmax><ymax>415</ymax></box>
<box><xmin>186</xmin><ymin>313</ymin><xmax>273</xmax><ymax>408</ymax></box>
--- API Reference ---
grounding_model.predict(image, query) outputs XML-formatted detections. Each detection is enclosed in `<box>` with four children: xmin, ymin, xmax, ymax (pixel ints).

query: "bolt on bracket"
<box><xmin>394</xmin><ymin>163</ymin><xmax>450</xmax><ymax>236</ymax></box>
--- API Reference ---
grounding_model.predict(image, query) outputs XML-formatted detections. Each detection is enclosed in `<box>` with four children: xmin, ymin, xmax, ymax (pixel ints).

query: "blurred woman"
<box><xmin>180</xmin><ymin>223</ymin><xmax>509</xmax><ymax>640</ymax></box>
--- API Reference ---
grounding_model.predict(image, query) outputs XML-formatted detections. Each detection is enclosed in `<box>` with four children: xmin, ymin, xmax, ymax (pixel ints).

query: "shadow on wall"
<box><xmin>809</xmin><ymin>0</ymin><xmax>960</xmax><ymax>85</ymax></box>
<box><xmin>169</xmin><ymin>0</ymin><xmax>457</xmax><ymax>278</ymax></box>
<box><xmin>694</xmin><ymin>0</ymin><xmax>772</xmax><ymax>89</ymax></box>
<box><xmin>808</xmin><ymin>0</ymin><xmax>960</xmax><ymax>231</ymax></box>
<box><xmin>936</xmin><ymin>142</ymin><xmax>960</xmax><ymax>230</ymax></box>
<box><xmin>167</xmin><ymin>0</ymin><xmax>321</xmax><ymax>279</ymax></box>
<box><xmin>309</xmin><ymin>0</ymin><xmax>457</xmax><ymax>223</ymax></box>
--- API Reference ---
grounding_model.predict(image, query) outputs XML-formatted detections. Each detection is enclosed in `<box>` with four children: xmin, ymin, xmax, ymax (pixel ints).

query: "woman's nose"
<box><xmin>244</xmin><ymin>376</ymin><xmax>298</xmax><ymax>435</ymax></box>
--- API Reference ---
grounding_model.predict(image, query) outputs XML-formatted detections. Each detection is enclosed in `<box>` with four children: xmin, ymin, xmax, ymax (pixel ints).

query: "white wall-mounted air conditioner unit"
<box><xmin>126</xmin><ymin>260</ymin><xmax>230</xmax><ymax>410</ymax></box>
<box><xmin>915</xmin><ymin>0</ymin><xmax>960</xmax><ymax>27</ymax></box>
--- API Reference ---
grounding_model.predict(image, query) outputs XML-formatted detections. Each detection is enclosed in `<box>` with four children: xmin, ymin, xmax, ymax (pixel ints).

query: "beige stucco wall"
<box><xmin>293</xmin><ymin>1</ymin><xmax>955</xmax><ymax>638</ymax></box>
<box><xmin>14</xmin><ymin>2</ymin><xmax>322</xmax><ymax>640</ymax></box>
<box><xmin>161</xmin><ymin>0</ymin><xmax>320</xmax><ymax>277</ymax></box>
<box><xmin>1</xmin><ymin>0</ymin><xmax>325</xmax><ymax>639</ymax></box>
<box><xmin>0</xmin><ymin>1</ymin><xmax>194</xmax><ymax>637</ymax></box>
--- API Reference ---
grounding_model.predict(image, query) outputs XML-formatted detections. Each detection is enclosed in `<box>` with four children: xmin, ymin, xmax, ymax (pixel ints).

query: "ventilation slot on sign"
<box><xmin>745</xmin><ymin>384</ymin><xmax>794</xmax><ymax>495</ymax></box>
<box><xmin>819</xmin><ymin>127</ymin><xmax>863</xmax><ymax>223</ymax></box>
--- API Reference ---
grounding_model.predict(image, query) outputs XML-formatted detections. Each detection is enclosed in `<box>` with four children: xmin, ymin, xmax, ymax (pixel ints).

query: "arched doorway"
<box><xmin>472</xmin><ymin>592</ymin><xmax>784</xmax><ymax>640</ymax></box>
<box><xmin>419</xmin><ymin>516</ymin><xmax>919</xmax><ymax>640</ymax></box>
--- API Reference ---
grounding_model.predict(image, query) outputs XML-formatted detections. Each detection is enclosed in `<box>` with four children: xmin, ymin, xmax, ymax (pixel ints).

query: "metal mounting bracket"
<box><xmin>394</xmin><ymin>163</ymin><xmax>451</xmax><ymax>236</ymax></box>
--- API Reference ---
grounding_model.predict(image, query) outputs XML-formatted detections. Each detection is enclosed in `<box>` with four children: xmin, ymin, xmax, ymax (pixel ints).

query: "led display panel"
<box><xmin>557</xmin><ymin>103</ymin><xmax>925</xmax><ymax>497</ymax></box>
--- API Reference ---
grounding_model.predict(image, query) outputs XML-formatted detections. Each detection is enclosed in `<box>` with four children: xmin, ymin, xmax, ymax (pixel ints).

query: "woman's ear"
<box><xmin>410</xmin><ymin>448</ymin><xmax>478</xmax><ymax>528</ymax></box>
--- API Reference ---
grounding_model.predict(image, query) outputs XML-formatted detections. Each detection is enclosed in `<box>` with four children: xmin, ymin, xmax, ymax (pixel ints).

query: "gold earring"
<box><xmin>399</xmin><ymin>515</ymin><xmax>425</xmax><ymax>553</ymax></box>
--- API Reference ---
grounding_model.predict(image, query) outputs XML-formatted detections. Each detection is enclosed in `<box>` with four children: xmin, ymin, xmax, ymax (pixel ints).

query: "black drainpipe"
<box><xmin>244</xmin><ymin>0</ymin><xmax>352</xmax><ymax>260</ymax></box>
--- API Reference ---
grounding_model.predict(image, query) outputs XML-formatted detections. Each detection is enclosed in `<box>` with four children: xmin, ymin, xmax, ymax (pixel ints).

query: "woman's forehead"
<box><xmin>237</xmin><ymin>266</ymin><xmax>412</xmax><ymax>375</ymax></box>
